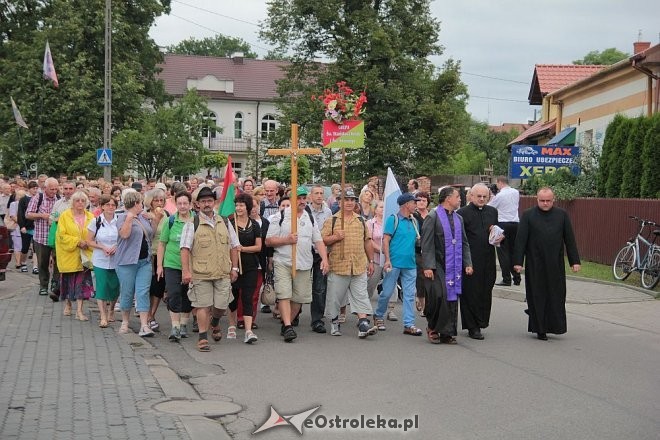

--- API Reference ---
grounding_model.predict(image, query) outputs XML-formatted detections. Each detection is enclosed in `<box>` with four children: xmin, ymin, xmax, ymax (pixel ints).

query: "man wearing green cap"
<box><xmin>266</xmin><ymin>186</ymin><xmax>330</xmax><ymax>342</ymax></box>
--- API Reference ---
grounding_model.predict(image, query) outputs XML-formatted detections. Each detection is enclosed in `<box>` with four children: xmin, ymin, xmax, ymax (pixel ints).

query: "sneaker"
<box><xmin>20</xmin><ymin>265</ymin><xmax>28</xmax><ymax>273</ymax></box>
<box><xmin>114</xmin><ymin>303</ymin><xmax>121</xmax><ymax>312</ymax></box>
<box><xmin>244</xmin><ymin>331</ymin><xmax>258</xmax><ymax>344</ymax></box>
<box><xmin>139</xmin><ymin>326</ymin><xmax>155</xmax><ymax>337</ymax></box>
<box><xmin>149</xmin><ymin>320</ymin><xmax>160</xmax><ymax>332</ymax></box>
<box><xmin>358</xmin><ymin>320</ymin><xmax>378</xmax><ymax>339</ymax></box>
<box><xmin>261</xmin><ymin>305</ymin><xmax>272</xmax><ymax>314</ymax></box>
<box><xmin>311</xmin><ymin>322</ymin><xmax>327</xmax><ymax>334</ymax></box>
<box><xmin>169</xmin><ymin>326</ymin><xmax>181</xmax><ymax>342</ymax></box>
<box><xmin>38</xmin><ymin>288</ymin><xmax>48</xmax><ymax>296</ymax></box>
<box><xmin>386</xmin><ymin>310</ymin><xmax>398</xmax><ymax>321</ymax></box>
<box><xmin>330</xmin><ymin>320</ymin><xmax>342</xmax><ymax>336</ymax></box>
<box><xmin>32</xmin><ymin>267</ymin><xmax>39</xmax><ymax>275</ymax></box>
<box><xmin>282</xmin><ymin>326</ymin><xmax>297</xmax><ymax>342</ymax></box>
<box><xmin>179</xmin><ymin>324</ymin><xmax>188</xmax><ymax>338</ymax></box>
<box><xmin>292</xmin><ymin>316</ymin><xmax>299</xmax><ymax>327</ymax></box>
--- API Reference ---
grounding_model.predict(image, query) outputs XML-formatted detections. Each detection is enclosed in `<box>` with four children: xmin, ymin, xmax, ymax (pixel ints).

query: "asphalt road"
<box><xmin>149</xmin><ymin>296</ymin><xmax>660</xmax><ymax>440</ymax></box>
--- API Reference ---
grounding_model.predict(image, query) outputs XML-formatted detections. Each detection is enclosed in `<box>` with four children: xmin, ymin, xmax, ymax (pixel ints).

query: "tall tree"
<box><xmin>640</xmin><ymin>113</ymin><xmax>660</xmax><ymax>198</ymax></box>
<box><xmin>259</xmin><ymin>0</ymin><xmax>469</xmax><ymax>182</ymax></box>
<box><xmin>619</xmin><ymin>117</ymin><xmax>647</xmax><ymax>198</ymax></box>
<box><xmin>573</xmin><ymin>48</ymin><xmax>629</xmax><ymax>65</ymax></box>
<box><xmin>0</xmin><ymin>0</ymin><xmax>170</xmax><ymax>177</ymax></box>
<box><xmin>597</xmin><ymin>114</ymin><xmax>625</xmax><ymax>196</ymax></box>
<box><xmin>168</xmin><ymin>35</ymin><xmax>258</xmax><ymax>58</ymax></box>
<box><xmin>111</xmin><ymin>90</ymin><xmax>211</xmax><ymax>179</ymax></box>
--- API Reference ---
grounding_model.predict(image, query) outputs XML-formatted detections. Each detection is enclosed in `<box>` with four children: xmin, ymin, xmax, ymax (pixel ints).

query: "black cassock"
<box><xmin>456</xmin><ymin>203</ymin><xmax>498</xmax><ymax>330</ymax></box>
<box><xmin>513</xmin><ymin>206</ymin><xmax>580</xmax><ymax>335</ymax></box>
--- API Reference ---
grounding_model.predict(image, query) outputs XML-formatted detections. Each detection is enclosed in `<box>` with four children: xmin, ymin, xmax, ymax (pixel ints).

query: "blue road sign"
<box><xmin>97</xmin><ymin>148</ymin><xmax>112</xmax><ymax>166</ymax></box>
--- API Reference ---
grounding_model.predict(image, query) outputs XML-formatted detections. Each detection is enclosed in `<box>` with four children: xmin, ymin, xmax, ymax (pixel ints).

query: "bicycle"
<box><xmin>612</xmin><ymin>216</ymin><xmax>660</xmax><ymax>289</ymax></box>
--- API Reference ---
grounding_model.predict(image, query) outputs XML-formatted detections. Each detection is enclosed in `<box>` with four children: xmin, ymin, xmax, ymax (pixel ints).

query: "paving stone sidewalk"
<box><xmin>0</xmin><ymin>275</ymin><xmax>190</xmax><ymax>440</ymax></box>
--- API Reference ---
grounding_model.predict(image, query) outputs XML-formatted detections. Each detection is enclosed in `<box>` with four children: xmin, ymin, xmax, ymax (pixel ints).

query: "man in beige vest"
<box><xmin>181</xmin><ymin>187</ymin><xmax>240</xmax><ymax>352</ymax></box>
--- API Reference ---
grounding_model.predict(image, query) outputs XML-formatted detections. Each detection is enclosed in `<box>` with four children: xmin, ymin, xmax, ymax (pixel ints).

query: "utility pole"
<box><xmin>103</xmin><ymin>0</ymin><xmax>112</xmax><ymax>181</ymax></box>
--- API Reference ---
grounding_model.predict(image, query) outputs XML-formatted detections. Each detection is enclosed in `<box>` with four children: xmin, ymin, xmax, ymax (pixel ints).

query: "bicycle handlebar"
<box><xmin>629</xmin><ymin>215</ymin><xmax>658</xmax><ymax>226</ymax></box>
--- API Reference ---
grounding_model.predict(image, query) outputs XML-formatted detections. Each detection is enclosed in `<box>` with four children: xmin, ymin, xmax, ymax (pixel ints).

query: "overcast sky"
<box><xmin>149</xmin><ymin>0</ymin><xmax>660</xmax><ymax>125</ymax></box>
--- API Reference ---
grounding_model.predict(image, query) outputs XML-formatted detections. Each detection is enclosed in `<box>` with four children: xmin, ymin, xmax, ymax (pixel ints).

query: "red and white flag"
<box><xmin>43</xmin><ymin>41</ymin><xmax>59</xmax><ymax>87</ymax></box>
<box><xmin>10</xmin><ymin>96</ymin><xmax>28</xmax><ymax>129</ymax></box>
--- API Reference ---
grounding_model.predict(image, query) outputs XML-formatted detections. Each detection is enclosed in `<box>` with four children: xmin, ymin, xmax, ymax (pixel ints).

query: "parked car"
<box><xmin>0</xmin><ymin>217</ymin><xmax>12</xmax><ymax>281</ymax></box>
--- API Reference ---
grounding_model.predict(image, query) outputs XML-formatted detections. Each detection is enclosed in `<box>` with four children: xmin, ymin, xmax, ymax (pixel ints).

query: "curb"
<box><xmin>566</xmin><ymin>275</ymin><xmax>659</xmax><ymax>299</ymax></box>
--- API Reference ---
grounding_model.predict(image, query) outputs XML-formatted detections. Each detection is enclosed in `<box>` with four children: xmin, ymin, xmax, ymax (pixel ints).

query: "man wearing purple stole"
<box><xmin>420</xmin><ymin>187</ymin><xmax>473</xmax><ymax>344</ymax></box>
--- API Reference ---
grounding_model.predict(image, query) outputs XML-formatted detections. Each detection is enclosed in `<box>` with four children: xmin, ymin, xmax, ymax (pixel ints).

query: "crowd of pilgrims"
<box><xmin>1</xmin><ymin>173</ymin><xmax>515</xmax><ymax>346</ymax></box>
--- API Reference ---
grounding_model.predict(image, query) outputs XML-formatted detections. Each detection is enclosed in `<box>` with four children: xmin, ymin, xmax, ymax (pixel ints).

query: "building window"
<box><xmin>261</xmin><ymin>114</ymin><xmax>277</xmax><ymax>140</ymax></box>
<box><xmin>234</xmin><ymin>112</ymin><xmax>243</xmax><ymax>139</ymax></box>
<box><xmin>234</xmin><ymin>162</ymin><xmax>242</xmax><ymax>177</ymax></box>
<box><xmin>582</xmin><ymin>129</ymin><xmax>593</xmax><ymax>147</ymax></box>
<box><xmin>202</xmin><ymin>112</ymin><xmax>217</xmax><ymax>138</ymax></box>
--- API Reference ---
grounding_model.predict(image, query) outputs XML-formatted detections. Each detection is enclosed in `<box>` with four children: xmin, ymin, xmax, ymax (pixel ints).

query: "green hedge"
<box><xmin>598</xmin><ymin>113</ymin><xmax>660</xmax><ymax>198</ymax></box>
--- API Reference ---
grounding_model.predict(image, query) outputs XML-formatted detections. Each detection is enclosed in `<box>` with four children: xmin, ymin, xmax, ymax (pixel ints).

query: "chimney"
<box><xmin>633</xmin><ymin>41</ymin><xmax>651</xmax><ymax>54</ymax></box>
<box><xmin>231</xmin><ymin>52</ymin><xmax>244</xmax><ymax>65</ymax></box>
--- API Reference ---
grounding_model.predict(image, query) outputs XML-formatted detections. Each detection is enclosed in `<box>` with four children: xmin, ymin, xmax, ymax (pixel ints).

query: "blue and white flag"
<box><xmin>381</xmin><ymin>167</ymin><xmax>402</xmax><ymax>265</ymax></box>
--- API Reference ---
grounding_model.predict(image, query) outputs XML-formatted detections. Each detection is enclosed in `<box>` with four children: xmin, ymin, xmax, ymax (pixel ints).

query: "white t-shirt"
<box><xmin>87</xmin><ymin>214</ymin><xmax>118</xmax><ymax>269</ymax></box>
<box><xmin>266</xmin><ymin>207</ymin><xmax>321</xmax><ymax>271</ymax></box>
<box><xmin>488</xmin><ymin>186</ymin><xmax>519</xmax><ymax>222</ymax></box>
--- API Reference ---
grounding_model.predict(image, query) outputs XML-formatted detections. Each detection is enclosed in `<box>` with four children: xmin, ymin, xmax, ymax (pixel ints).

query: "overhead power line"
<box><xmin>470</xmin><ymin>95</ymin><xmax>529</xmax><ymax>103</ymax></box>
<box><xmin>462</xmin><ymin>72</ymin><xmax>528</xmax><ymax>84</ymax></box>
<box><xmin>168</xmin><ymin>13</ymin><xmax>272</xmax><ymax>53</ymax></box>
<box><xmin>172</xmin><ymin>0</ymin><xmax>260</xmax><ymax>27</ymax></box>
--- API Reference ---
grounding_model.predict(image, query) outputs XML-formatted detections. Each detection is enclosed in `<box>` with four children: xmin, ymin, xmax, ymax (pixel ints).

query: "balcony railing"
<box><xmin>204</xmin><ymin>136</ymin><xmax>254</xmax><ymax>153</ymax></box>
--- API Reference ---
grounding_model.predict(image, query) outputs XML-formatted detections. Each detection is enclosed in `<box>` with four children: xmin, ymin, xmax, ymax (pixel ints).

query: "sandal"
<box><xmin>375</xmin><ymin>318</ymin><xmax>386</xmax><ymax>331</ymax></box>
<box><xmin>211</xmin><ymin>325</ymin><xmax>222</xmax><ymax>342</ymax></box>
<box><xmin>272</xmin><ymin>311</ymin><xmax>281</xmax><ymax>320</ymax></box>
<box><xmin>440</xmin><ymin>335</ymin><xmax>457</xmax><ymax>345</ymax></box>
<box><xmin>76</xmin><ymin>312</ymin><xmax>89</xmax><ymax>321</ymax></box>
<box><xmin>118</xmin><ymin>323</ymin><xmax>129</xmax><ymax>334</ymax></box>
<box><xmin>63</xmin><ymin>305</ymin><xmax>72</xmax><ymax>316</ymax></box>
<box><xmin>426</xmin><ymin>328</ymin><xmax>441</xmax><ymax>344</ymax></box>
<box><xmin>99</xmin><ymin>319</ymin><xmax>108</xmax><ymax>328</ymax></box>
<box><xmin>237</xmin><ymin>321</ymin><xmax>245</xmax><ymax>329</ymax></box>
<box><xmin>227</xmin><ymin>326</ymin><xmax>237</xmax><ymax>339</ymax></box>
<box><xmin>403</xmin><ymin>326</ymin><xmax>423</xmax><ymax>336</ymax></box>
<box><xmin>197</xmin><ymin>339</ymin><xmax>210</xmax><ymax>352</ymax></box>
<box><xmin>338</xmin><ymin>313</ymin><xmax>346</xmax><ymax>323</ymax></box>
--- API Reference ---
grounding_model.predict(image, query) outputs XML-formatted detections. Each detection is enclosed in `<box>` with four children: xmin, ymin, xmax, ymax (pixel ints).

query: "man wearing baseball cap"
<box><xmin>265</xmin><ymin>185</ymin><xmax>329</xmax><ymax>342</ymax></box>
<box><xmin>321</xmin><ymin>188</ymin><xmax>377</xmax><ymax>338</ymax></box>
<box><xmin>375</xmin><ymin>192</ymin><xmax>422</xmax><ymax>336</ymax></box>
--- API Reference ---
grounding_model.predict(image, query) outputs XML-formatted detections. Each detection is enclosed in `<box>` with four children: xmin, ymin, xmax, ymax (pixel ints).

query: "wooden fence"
<box><xmin>519</xmin><ymin>197</ymin><xmax>660</xmax><ymax>265</ymax></box>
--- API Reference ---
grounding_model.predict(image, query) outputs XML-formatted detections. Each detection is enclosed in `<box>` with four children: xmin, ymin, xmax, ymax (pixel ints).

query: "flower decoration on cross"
<box><xmin>313</xmin><ymin>81</ymin><xmax>367</xmax><ymax>124</ymax></box>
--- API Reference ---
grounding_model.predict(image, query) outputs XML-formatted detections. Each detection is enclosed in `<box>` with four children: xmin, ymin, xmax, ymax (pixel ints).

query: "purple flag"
<box><xmin>43</xmin><ymin>41</ymin><xmax>59</xmax><ymax>87</ymax></box>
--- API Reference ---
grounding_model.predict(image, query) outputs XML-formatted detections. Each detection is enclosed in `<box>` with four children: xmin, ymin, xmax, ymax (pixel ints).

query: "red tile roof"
<box><xmin>528</xmin><ymin>65</ymin><xmax>605</xmax><ymax>105</ymax></box>
<box><xmin>508</xmin><ymin>119</ymin><xmax>556</xmax><ymax>145</ymax></box>
<box><xmin>489</xmin><ymin>123</ymin><xmax>530</xmax><ymax>134</ymax></box>
<box><xmin>158</xmin><ymin>54</ymin><xmax>289</xmax><ymax>101</ymax></box>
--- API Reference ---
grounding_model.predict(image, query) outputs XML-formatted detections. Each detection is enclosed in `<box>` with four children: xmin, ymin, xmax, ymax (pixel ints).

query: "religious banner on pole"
<box><xmin>315</xmin><ymin>81</ymin><xmax>366</xmax><ymax>148</ymax></box>
<box><xmin>322</xmin><ymin>120</ymin><xmax>364</xmax><ymax>148</ymax></box>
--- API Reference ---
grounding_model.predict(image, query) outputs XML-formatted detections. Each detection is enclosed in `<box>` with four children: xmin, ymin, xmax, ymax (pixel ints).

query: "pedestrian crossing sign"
<box><xmin>97</xmin><ymin>148</ymin><xmax>112</xmax><ymax>166</ymax></box>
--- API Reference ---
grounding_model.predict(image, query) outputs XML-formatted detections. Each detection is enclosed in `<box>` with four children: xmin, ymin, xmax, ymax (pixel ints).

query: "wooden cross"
<box><xmin>267</xmin><ymin>123</ymin><xmax>321</xmax><ymax>276</ymax></box>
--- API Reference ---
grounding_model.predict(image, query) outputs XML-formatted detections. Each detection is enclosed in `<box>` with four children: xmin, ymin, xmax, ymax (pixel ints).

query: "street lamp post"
<box><xmin>103</xmin><ymin>0</ymin><xmax>112</xmax><ymax>181</ymax></box>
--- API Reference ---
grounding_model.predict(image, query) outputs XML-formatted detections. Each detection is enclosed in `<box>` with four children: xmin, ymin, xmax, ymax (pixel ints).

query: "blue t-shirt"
<box><xmin>383</xmin><ymin>213</ymin><xmax>417</xmax><ymax>269</ymax></box>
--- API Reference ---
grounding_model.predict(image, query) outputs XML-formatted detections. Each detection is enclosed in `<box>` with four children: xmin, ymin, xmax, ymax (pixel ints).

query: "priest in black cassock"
<box><xmin>513</xmin><ymin>187</ymin><xmax>581</xmax><ymax>341</ymax></box>
<box><xmin>457</xmin><ymin>184</ymin><xmax>501</xmax><ymax>340</ymax></box>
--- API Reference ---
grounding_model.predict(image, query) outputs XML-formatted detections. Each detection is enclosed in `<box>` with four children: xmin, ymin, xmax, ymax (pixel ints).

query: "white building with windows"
<box><xmin>158</xmin><ymin>53</ymin><xmax>288</xmax><ymax>178</ymax></box>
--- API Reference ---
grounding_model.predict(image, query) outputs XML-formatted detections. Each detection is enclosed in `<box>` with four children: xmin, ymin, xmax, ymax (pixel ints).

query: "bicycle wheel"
<box><xmin>641</xmin><ymin>248</ymin><xmax>660</xmax><ymax>289</ymax></box>
<box><xmin>612</xmin><ymin>244</ymin><xmax>635</xmax><ymax>280</ymax></box>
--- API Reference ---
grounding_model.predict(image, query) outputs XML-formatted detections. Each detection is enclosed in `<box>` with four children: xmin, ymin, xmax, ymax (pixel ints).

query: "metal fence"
<box><xmin>519</xmin><ymin>196</ymin><xmax>660</xmax><ymax>265</ymax></box>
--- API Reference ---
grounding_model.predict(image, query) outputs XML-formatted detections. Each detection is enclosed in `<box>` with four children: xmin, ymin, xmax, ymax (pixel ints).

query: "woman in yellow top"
<box><xmin>56</xmin><ymin>191</ymin><xmax>95</xmax><ymax>321</ymax></box>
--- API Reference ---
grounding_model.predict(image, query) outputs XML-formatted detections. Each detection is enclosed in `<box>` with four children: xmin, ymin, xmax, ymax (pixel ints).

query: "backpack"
<box><xmin>168</xmin><ymin>213</ymin><xmax>201</xmax><ymax>233</ymax></box>
<box><xmin>35</xmin><ymin>192</ymin><xmax>60</xmax><ymax>212</ymax></box>
<box><xmin>330</xmin><ymin>215</ymin><xmax>367</xmax><ymax>241</ymax></box>
<box><xmin>278</xmin><ymin>205</ymin><xmax>315</xmax><ymax>227</ymax></box>
<box><xmin>93</xmin><ymin>216</ymin><xmax>103</xmax><ymax>238</ymax></box>
<box><xmin>389</xmin><ymin>214</ymin><xmax>419</xmax><ymax>240</ymax></box>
